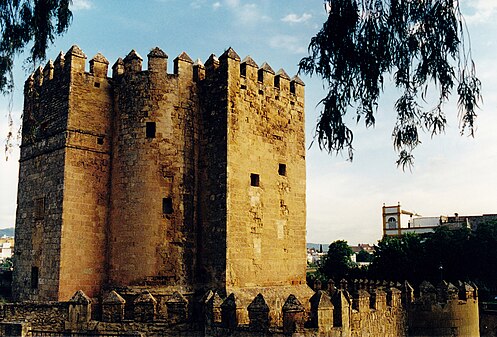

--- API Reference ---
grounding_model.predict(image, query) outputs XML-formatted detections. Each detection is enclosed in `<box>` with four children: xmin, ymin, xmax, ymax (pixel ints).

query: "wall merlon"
<box><xmin>239</xmin><ymin>56</ymin><xmax>258</xmax><ymax>83</ymax></box>
<box><xmin>173</xmin><ymin>51</ymin><xmax>194</xmax><ymax>77</ymax></box>
<box><xmin>220</xmin><ymin>47</ymin><xmax>241</xmax><ymax>62</ymax></box>
<box><xmin>34</xmin><ymin>66</ymin><xmax>43</xmax><ymax>87</ymax></box>
<box><xmin>147</xmin><ymin>47</ymin><xmax>168</xmax><ymax>74</ymax></box>
<box><xmin>258</xmin><ymin>62</ymin><xmax>275</xmax><ymax>87</ymax></box>
<box><xmin>193</xmin><ymin>58</ymin><xmax>205</xmax><ymax>82</ymax></box>
<box><xmin>43</xmin><ymin>60</ymin><xmax>54</xmax><ymax>81</ymax></box>
<box><xmin>290</xmin><ymin>75</ymin><xmax>305</xmax><ymax>98</ymax></box>
<box><xmin>89</xmin><ymin>53</ymin><xmax>109</xmax><ymax>78</ymax></box>
<box><xmin>24</xmin><ymin>73</ymin><xmax>34</xmax><ymax>92</ymax></box>
<box><xmin>204</xmin><ymin>54</ymin><xmax>220</xmax><ymax>76</ymax></box>
<box><xmin>123</xmin><ymin>49</ymin><xmax>143</xmax><ymax>73</ymax></box>
<box><xmin>112</xmin><ymin>58</ymin><xmax>124</xmax><ymax>78</ymax></box>
<box><xmin>54</xmin><ymin>51</ymin><xmax>65</xmax><ymax>70</ymax></box>
<box><xmin>65</xmin><ymin>45</ymin><xmax>87</xmax><ymax>73</ymax></box>
<box><xmin>274</xmin><ymin>68</ymin><xmax>290</xmax><ymax>90</ymax></box>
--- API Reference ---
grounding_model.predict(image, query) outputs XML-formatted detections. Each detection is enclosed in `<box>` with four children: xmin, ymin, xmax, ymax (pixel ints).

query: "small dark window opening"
<box><xmin>94</xmin><ymin>82</ymin><xmax>101</xmax><ymax>88</ymax></box>
<box><xmin>31</xmin><ymin>266</ymin><xmax>39</xmax><ymax>289</ymax></box>
<box><xmin>146</xmin><ymin>122</ymin><xmax>156</xmax><ymax>138</ymax></box>
<box><xmin>240</xmin><ymin>84</ymin><xmax>247</xmax><ymax>90</ymax></box>
<box><xmin>34</xmin><ymin>198</ymin><xmax>45</xmax><ymax>220</ymax></box>
<box><xmin>278</xmin><ymin>163</ymin><xmax>287</xmax><ymax>176</ymax></box>
<box><xmin>97</xmin><ymin>137</ymin><xmax>104</xmax><ymax>145</ymax></box>
<box><xmin>240</xmin><ymin>63</ymin><xmax>247</xmax><ymax>77</ymax></box>
<box><xmin>39</xmin><ymin>121</ymin><xmax>48</xmax><ymax>134</ymax></box>
<box><xmin>290</xmin><ymin>82</ymin><xmax>296</xmax><ymax>94</ymax></box>
<box><xmin>257</xmin><ymin>70</ymin><xmax>264</xmax><ymax>82</ymax></box>
<box><xmin>250</xmin><ymin>173</ymin><xmax>260</xmax><ymax>187</ymax></box>
<box><xmin>258</xmin><ymin>89</ymin><xmax>264</xmax><ymax>95</ymax></box>
<box><xmin>274</xmin><ymin>77</ymin><xmax>280</xmax><ymax>88</ymax></box>
<box><xmin>163</xmin><ymin>197</ymin><xmax>173</xmax><ymax>214</ymax></box>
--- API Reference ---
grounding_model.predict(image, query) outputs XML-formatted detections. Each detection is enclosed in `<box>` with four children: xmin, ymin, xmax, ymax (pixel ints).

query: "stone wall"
<box><xmin>14</xmin><ymin>45</ymin><xmax>308</xmax><ymax>302</ymax></box>
<box><xmin>222</xmin><ymin>49</ymin><xmax>307</xmax><ymax>290</ymax></box>
<box><xmin>0</xmin><ymin>281</ymin><xmax>479</xmax><ymax>337</ymax></box>
<box><xmin>13</xmin><ymin>52</ymin><xmax>71</xmax><ymax>301</ymax></box>
<box><xmin>108</xmin><ymin>48</ymin><xmax>198</xmax><ymax>290</ymax></box>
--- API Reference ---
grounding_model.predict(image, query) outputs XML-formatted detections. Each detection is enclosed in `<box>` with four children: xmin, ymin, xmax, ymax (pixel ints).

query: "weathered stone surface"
<box><xmin>102</xmin><ymin>290</ymin><xmax>126</xmax><ymax>322</ymax></box>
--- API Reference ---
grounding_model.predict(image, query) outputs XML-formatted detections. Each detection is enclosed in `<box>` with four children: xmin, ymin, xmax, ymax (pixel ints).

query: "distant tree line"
<box><xmin>311</xmin><ymin>221</ymin><xmax>497</xmax><ymax>301</ymax></box>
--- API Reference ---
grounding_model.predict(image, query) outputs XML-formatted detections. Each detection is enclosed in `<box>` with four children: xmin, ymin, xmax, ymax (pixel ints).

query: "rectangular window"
<box><xmin>250</xmin><ymin>173</ymin><xmax>260</xmax><ymax>187</ymax></box>
<box><xmin>97</xmin><ymin>137</ymin><xmax>104</xmax><ymax>145</ymax></box>
<box><xmin>162</xmin><ymin>197</ymin><xmax>173</xmax><ymax>214</ymax></box>
<box><xmin>278</xmin><ymin>163</ymin><xmax>287</xmax><ymax>176</ymax></box>
<box><xmin>34</xmin><ymin>198</ymin><xmax>45</xmax><ymax>220</ymax></box>
<box><xmin>31</xmin><ymin>266</ymin><xmax>39</xmax><ymax>289</ymax></box>
<box><xmin>146</xmin><ymin>122</ymin><xmax>156</xmax><ymax>138</ymax></box>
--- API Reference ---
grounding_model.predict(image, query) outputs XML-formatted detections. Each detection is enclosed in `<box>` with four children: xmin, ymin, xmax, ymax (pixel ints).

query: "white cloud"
<box><xmin>212</xmin><ymin>2</ymin><xmax>221</xmax><ymax>10</ymax></box>
<box><xmin>281</xmin><ymin>13</ymin><xmax>312</xmax><ymax>24</ymax></box>
<box><xmin>268</xmin><ymin>35</ymin><xmax>306</xmax><ymax>54</ymax></box>
<box><xmin>70</xmin><ymin>0</ymin><xmax>92</xmax><ymax>11</ymax></box>
<box><xmin>465</xmin><ymin>0</ymin><xmax>497</xmax><ymax>24</ymax></box>
<box><xmin>221</xmin><ymin>0</ymin><xmax>270</xmax><ymax>25</ymax></box>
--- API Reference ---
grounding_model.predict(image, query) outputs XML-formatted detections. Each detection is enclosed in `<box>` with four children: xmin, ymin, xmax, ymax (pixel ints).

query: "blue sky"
<box><xmin>0</xmin><ymin>0</ymin><xmax>496</xmax><ymax>245</ymax></box>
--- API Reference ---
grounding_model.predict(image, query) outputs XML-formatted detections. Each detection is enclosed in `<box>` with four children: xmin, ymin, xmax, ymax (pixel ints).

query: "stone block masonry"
<box><xmin>13</xmin><ymin>45</ymin><xmax>307</xmax><ymax>309</ymax></box>
<box><xmin>6</xmin><ymin>44</ymin><xmax>481</xmax><ymax>337</ymax></box>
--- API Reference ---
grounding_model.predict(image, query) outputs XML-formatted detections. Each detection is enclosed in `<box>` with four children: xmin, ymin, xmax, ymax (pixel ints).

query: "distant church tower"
<box><xmin>13</xmin><ymin>45</ymin><xmax>310</xmax><ymax>307</ymax></box>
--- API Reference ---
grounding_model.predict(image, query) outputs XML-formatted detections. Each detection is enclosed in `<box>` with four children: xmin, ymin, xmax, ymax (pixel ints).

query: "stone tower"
<box><xmin>13</xmin><ymin>45</ymin><xmax>309</xmax><ymax>307</ymax></box>
<box><xmin>14</xmin><ymin>46</ymin><xmax>112</xmax><ymax>300</ymax></box>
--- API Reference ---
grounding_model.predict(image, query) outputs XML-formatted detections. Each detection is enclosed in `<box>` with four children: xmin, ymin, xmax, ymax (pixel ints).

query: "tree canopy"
<box><xmin>300</xmin><ymin>0</ymin><xmax>481</xmax><ymax>168</ymax></box>
<box><xmin>320</xmin><ymin>240</ymin><xmax>357</xmax><ymax>281</ymax></box>
<box><xmin>0</xmin><ymin>0</ymin><xmax>71</xmax><ymax>94</ymax></box>
<box><xmin>1</xmin><ymin>0</ymin><xmax>71</xmax><ymax>153</ymax></box>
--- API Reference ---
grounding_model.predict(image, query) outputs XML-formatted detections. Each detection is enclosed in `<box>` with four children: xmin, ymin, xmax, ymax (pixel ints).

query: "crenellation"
<box><xmin>204</xmin><ymin>53</ymin><xmax>220</xmax><ymax>75</ymax></box>
<box><xmin>65</xmin><ymin>45</ymin><xmax>87</xmax><ymax>73</ymax></box>
<box><xmin>12</xmin><ymin>46</ymin><xmax>477</xmax><ymax>336</ymax></box>
<box><xmin>112</xmin><ymin>57</ymin><xmax>124</xmax><ymax>78</ymax></box>
<box><xmin>147</xmin><ymin>47</ymin><xmax>168</xmax><ymax>74</ymax></box>
<box><xmin>54</xmin><ymin>51</ymin><xmax>65</xmax><ymax>71</ymax></box>
<box><xmin>34</xmin><ymin>66</ymin><xmax>44</xmax><ymax>87</ymax></box>
<box><xmin>274</xmin><ymin>68</ymin><xmax>290</xmax><ymax>91</ymax></box>
<box><xmin>173</xmin><ymin>51</ymin><xmax>194</xmax><ymax>77</ymax></box>
<box><xmin>89</xmin><ymin>53</ymin><xmax>109</xmax><ymax>78</ymax></box>
<box><xmin>290</xmin><ymin>75</ymin><xmax>304</xmax><ymax>98</ymax></box>
<box><xmin>43</xmin><ymin>60</ymin><xmax>54</xmax><ymax>81</ymax></box>
<box><xmin>257</xmin><ymin>62</ymin><xmax>274</xmax><ymax>88</ymax></box>
<box><xmin>193</xmin><ymin>58</ymin><xmax>205</xmax><ymax>82</ymax></box>
<box><xmin>123</xmin><ymin>49</ymin><xmax>143</xmax><ymax>73</ymax></box>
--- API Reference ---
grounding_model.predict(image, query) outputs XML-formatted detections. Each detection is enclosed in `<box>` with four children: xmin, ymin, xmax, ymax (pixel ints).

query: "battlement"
<box><xmin>25</xmin><ymin>45</ymin><xmax>304</xmax><ymax>101</ymax></box>
<box><xmin>0</xmin><ymin>279</ymin><xmax>480</xmax><ymax>337</ymax></box>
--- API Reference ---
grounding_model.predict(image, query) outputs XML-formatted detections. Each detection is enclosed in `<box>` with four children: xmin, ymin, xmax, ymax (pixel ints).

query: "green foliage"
<box><xmin>0</xmin><ymin>257</ymin><xmax>12</xmax><ymax>270</ymax></box>
<box><xmin>300</xmin><ymin>0</ymin><xmax>481</xmax><ymax>168</ymax></box>
<box><xmin>1</xmin><ymin>0</ymin><xmax>71</xmax><ymax>155</ymax></box>
<box><xmin>319</xmin><ymin>240</ymin><xmax>356</xmax><ymax>281</ymax></box>
<box><xmin>356</xmin><ymin>249</ymin><xmax>374</xmax><ymax>263</ymax></box>
<box><xmin>369</xmin><ymin>233</ymin><xmax>426</xmax><ymax>283</ymax></box>
<box><xmin>0</xmin><ymin>0</ymin><xmax>72</xmax><ymax>94</ymax></box>
<box><xmin>368</xmin><ymin>221</ymin><xmax>497</xmax><ymax>299</ymax></box>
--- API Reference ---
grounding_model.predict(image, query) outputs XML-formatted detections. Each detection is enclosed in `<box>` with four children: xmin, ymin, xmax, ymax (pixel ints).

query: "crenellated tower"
<box><xmin>14</xmin><ymin>45</ymin><xmax>113</xmax><ymax>301</ymax></box>
<box><xmin>108</xmin><ymin>47</ymin><xmax>198</xmax><ymax>290</ymax></box>
<box><xmin>13</xmin><ymin>45</ymin><xmax>309</xmax><ymax>309</ymax></box>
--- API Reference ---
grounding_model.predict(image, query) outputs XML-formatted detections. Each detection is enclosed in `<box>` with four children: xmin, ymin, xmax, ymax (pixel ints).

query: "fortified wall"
<box><xmin>13</xmin><ymin>45</ymin><xmax>309</xmax><ymax>314</ymax></box>
<box><xmin>8</xmin><ymin>45</ymin><xmax>481</xmax><ymax>336</ymax></box>
<box><xmin>0</xmin><ymin>279</ymin><xmax>479</xmax><ymax>337</ymax></box>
